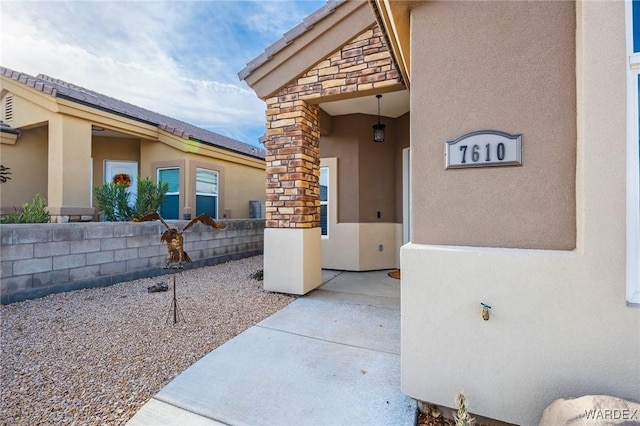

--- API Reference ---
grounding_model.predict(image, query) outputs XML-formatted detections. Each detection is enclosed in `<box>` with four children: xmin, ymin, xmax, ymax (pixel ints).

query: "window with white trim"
<box><xmin>195</xmin><ymin>168</ymin><xmax>219</xmax><ymax>219</ymax></box>
<box><xmin>626</xmin><ymin>1</ymin><xmax>640</xmax><ymax>304</ymax></box>
<box><xmin>158</xmin><ymin>167</ymin><xmax>180</xmax><ymax>220</ymax></box>
<box><xmin>320</xmin><ymin>167</ymin><xmax>329</xmax><ymax>237</ymax></box>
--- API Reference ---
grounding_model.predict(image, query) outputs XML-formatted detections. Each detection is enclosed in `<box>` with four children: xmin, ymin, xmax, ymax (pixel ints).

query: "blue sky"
<box><xmin>0</xmin><ymin>0</ymin><xmax>327</xmax><ymax>147</ymax></box>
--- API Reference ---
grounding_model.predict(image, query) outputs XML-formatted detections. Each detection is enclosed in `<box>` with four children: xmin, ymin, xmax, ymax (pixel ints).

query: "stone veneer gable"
<box><xmin>264</xmin><ymin>25</ymin><xmax>402</xmax><ymax>229</ymax></box>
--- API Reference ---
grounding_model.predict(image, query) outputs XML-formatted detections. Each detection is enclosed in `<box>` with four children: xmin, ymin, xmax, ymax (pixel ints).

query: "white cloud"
<box><xmin>0</xmin><ymin>0</ymin><xmax>325</xmax><ymax>146</ymax></box>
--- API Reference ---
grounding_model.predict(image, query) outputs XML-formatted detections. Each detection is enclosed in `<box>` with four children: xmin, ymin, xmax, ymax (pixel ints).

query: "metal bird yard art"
<box><xmin>135</xmin><ymin>212</ymin><xmax>227</xmax><ymax>324</ymax></box>
<box><xmin>136</xmin><ymin>212</ymin><xmax>227</xmax><ymax>266</ymax></box>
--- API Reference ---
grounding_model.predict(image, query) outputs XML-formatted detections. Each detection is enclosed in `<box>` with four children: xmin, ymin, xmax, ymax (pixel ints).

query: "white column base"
<box><xmin>264</xmin><ymin>227</ymin><xmax>322</xmax><ymax>295</ymax></box>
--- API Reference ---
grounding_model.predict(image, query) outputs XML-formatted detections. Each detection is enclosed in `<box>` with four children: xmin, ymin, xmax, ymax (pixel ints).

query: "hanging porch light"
<box><xmin>372</xmin><ymin>94</ymin><xmax>386</xmax><ymax>142</ymax></box>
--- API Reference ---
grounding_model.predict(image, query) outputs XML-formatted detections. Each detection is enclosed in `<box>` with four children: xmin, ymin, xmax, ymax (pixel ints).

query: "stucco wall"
<box><xmin>320</xmin><ymin>112</ymin><xmax>408</xmax><ymax>224</ymax></box>
<box><xmin>411</xmin><ymin>0</ymin><xmax>576</xmax><ymax>250</ymax></box>
<box><xmin>394</xmin><ymin>113</ymin><xmax>410</xmax><ymax>222</ymax></box>
<box><xmin>0</xmin><ymin>125</ymin><xmax>48</xmax><ymax>211</ymax></box>
<box><xmin>141</xmin><ymin>140</ymin><xmax>265</xmax><ymax>219</ymax></box>
<box><xmin>1</xmin><ymin>90</ymin><xmax>52</xmax><ymax>129</ymax></box>
<box><xmin>92</xmin><ymin>136</ymin><xmax>141</xmax><ymax>192</ymax></box>
<box><xmin>319</xmin><ymin>112</ymin><xmax>408</xmax><ymax>271</ymax></box>
<box><xmin>401</xmin><ymin>2</ymin><xmax>639</xmax><ymax>425</ymax></box>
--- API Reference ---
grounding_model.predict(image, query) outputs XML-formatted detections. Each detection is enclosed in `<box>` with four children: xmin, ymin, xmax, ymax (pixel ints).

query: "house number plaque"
<box><xmin>445</xmin><ymin>130</ymin><xmax>522</xmax><ymax>169</ymax></box>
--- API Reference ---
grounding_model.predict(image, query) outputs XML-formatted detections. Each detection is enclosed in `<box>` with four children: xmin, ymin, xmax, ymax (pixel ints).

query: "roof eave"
<box><xmin>370</xmin><ymin>0</ymin><xmax>411</xmax><ymax>88</ymax></box>
<box><xmin>239</xmin><ymin>0</ymin><xmax>376</xmax><ymax>100</ymax></box>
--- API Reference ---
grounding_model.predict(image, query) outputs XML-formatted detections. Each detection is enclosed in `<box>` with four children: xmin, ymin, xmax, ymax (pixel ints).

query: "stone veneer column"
<box><xmin>262</xmin><ymin>97</ymin><xmax>322</xmax><ymax>294</ymax></box>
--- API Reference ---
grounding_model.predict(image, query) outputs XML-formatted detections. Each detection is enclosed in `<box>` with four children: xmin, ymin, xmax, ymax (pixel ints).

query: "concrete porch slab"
<box><xmin>152</xmin><ymin>323</ymin><xmax>415</xmax><ymax>426</ymax></box>
<box><xmin>258</xmin><ymin>298</ymin><xmax>400</xmax><ymax>354</ymax></box>
<box><xmin>127</xmin><ymin>399</ymin><xmax>226</xmax><ymax>426</ymax></box>
<box><xmin>309</xmin><ymin>270</ymin><xmax>401</xmax><ymax>309</ymax></box>
<box><xmin>127</xmin><ymin>271</ymin><xmax>414</xmax><ymax>426</ymax></box>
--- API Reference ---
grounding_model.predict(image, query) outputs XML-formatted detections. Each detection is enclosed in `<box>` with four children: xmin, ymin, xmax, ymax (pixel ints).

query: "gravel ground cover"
<box><xmin>0</xmin><ymin>255</ymin><xmax>294</xmax><ymax>426</ymax></box>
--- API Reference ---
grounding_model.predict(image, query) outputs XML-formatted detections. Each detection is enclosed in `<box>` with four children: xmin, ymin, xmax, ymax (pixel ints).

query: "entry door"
<box><xmin>402</xmin><ymin>148</ymin><xmax>411</xmax><ymax>244</ymax></box>
<box><xmin>104</xmin><ymin>160</ymin><xmax>138</xmax><ymax>205</ymax></box>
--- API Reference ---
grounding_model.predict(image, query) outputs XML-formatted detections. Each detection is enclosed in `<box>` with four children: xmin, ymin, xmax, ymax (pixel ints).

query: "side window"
<box><xmin>320</xmin><ymin>167</ymin><xmax>329</xmax><ymax>237</ymax></box>
<box><xmin>195</xmin><ymin>168</ymin><xmax>219</xmax><ymax>219</ymax></box>
<box><xmin>158</xmin><ymin>167</ymin><xmax>180</xmax><ymax>220</ymax></box>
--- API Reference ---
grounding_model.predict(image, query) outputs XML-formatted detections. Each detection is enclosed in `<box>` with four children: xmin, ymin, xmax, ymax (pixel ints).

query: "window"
<box><xmin>320</xmin><ymin>167</ymin><xmax>329</xmax><ymax>237</ymax></box>
<box><xmin>626</xmin><ymin>1</ymin><xmax>640</xmax><ymax>304</ymax></box>
<box><xmin>195</xmin><ymin>168</ymin><xmax>218</xmax><ymax>218</ymax></box>
<box><xmin>158</xmin><ymin>167</ymin><xmax>180</xmax><ymax>219</ymax></box>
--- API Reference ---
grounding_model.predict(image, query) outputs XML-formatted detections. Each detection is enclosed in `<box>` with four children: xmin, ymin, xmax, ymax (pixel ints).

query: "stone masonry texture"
<box><xmin>264</xmin><ymin>25</ymin><xmax>399</xmax><ymax>229</ymax></box>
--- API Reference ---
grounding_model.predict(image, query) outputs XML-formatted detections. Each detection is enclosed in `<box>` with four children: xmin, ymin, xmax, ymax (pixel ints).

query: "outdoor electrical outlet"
<box><xmin>379</xmin><ymin>244</ymin><xmax>383</xmax><ymax>252</ymax></box>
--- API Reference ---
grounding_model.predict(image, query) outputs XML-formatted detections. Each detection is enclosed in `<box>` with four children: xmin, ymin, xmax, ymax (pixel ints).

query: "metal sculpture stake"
<box><xmin>135</xmin><ymin>212</ymin><xmax>227</xmax><ymax>325</ymax></box>
<box><xmin>166</xmin><ymin>265</ymin><xmax>185</xmax><ymax>324</ymax></box>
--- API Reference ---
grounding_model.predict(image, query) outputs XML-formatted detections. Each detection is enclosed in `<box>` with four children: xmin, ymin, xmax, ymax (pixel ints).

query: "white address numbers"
<box><xmin>445</xmin><ymin>130</ymin><xmax>522</xmax><ymax>169</ymax></box>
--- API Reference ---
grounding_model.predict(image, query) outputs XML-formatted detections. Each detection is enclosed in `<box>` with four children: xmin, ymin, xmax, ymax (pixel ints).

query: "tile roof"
<box><xmin>0</xmin><ymin>66</ymin><xmax>265</xmax><ymax>160</ymax></box>
<box><xmin>0</xmin><ymin>121</ymin><xmax>21</xmax><ymax>136</ymax></box>
<box><xmin>238</xmin><ymin>0</ymin><xmax>346</xmax><ymax>81</ymax></box>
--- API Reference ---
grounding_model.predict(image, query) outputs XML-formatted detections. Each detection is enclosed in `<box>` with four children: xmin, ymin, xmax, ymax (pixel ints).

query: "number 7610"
<box><xmin>459</xmin><ymin>142</ymin><xmax>506</xmax><ymax>164</ymax></box>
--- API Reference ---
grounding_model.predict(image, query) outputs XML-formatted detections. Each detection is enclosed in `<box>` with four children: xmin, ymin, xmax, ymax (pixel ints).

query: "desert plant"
<box><xmin>0</xmin><ymin>194</ymin><xmax>50</xmax><ymax>224</ymax></box>
<box><xmin>249</xmin><ymin>269</ymin><xmax>264</xmax><ymax>281</ymax></box>
<box><xmin>94</xmin><ymin>177</ymin><xmax>168</xmax><ymax>222</ymax></box>
<box><xmin>94</xmin><ymin>182</ymin><xmax>131</xmax><ymax>222</ymax></box>
<box><xmin>454</xmin><ymin>391</ymin><xmax>475</xmax><ymax>426</ymax></box>
<box><xmin>131</xmin><ymin>178</ymin><xmax>168</xmax><ymax>220</ymax></box>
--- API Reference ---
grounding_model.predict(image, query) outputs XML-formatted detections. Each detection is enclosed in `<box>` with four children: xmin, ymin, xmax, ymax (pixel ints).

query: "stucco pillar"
<box><xmin>48</xmin><ymin>115</ymin><xmax>94</xmax><ymax>222</ymax></box>
<box><xmin>263</xmin><ymin>97</ymin><xmax>322</xmax><ymax>294</ymax></box>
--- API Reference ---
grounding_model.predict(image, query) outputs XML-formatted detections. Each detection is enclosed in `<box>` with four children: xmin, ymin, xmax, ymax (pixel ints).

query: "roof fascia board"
<box><xmin>243</xmin><ymin>1</ymin><xmax>376</xmax><ymax>99</ymax></box>
<box><xmin>0</xmin><ymin>77</ymin><xmax>60</xmax><ymax>113</ymax></box>
<box><xmin>1</xmin><ymin>76</ymin><xmax>160</xmax><ymax>139</ymax></box>
<box><xmin>372</xmin><ymin>0</ymin><xmax>411</xmax><ymax>86</ymax></box>
<box><xmin>157</xmin><ymin>133</ymin><xmax>266</xmax><ymax>170</ymax></box>
<box><xmin>0</xmin><ymin>132</ymin><xmax>19</xmax><ymax>145</ymax></box>
<box><xmin>55</xmin><ymin>99</ymin><xmax>159</xmax><ymax>139</ymax></box>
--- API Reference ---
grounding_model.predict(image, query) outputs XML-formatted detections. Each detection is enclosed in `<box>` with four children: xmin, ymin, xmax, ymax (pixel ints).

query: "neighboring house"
<box><xmin>239</xmin><ymin>1</ymin><xmax>640</xmax><ymax>425</ymax></box>
<box><xmin>0</xmin><ymin>66</ymin><xmax>266</xmax><ymax>223</ymax></box>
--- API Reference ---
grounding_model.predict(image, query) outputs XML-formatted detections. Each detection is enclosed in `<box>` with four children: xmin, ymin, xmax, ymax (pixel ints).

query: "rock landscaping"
<box><xmin>0</xmin><ymin>255</ymin><xmax>293</xmax><ymax>425</ymax></box>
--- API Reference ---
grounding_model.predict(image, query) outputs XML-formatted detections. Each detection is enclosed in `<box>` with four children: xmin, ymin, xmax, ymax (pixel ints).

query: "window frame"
<box><xmin>195</xmin><ymin>167</ymin><xmax>219</xmax><ymax>219</ymax></box>
<box><xmin>157</xmin><ymin>166</ymin><xmax>181</xmax><ymax>220</ymax></box>
<box><xmin>319</xmin><ymin>166</ymin><xmax>329</xmax><ymax>238</ymax></box>
<box><xmin>625</xmin><ymin>1</ymin><xmax>640</xmax><ymax>305</ymax></box>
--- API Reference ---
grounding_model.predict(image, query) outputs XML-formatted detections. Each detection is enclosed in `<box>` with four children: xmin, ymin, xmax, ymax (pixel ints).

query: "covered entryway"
<box><xmin>239</xmin><ymin>1</ymin><xmax>409</xmax><ymax>295</ymax></box>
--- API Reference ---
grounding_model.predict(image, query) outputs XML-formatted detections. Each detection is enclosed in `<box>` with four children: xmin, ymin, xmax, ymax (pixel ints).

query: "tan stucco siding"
<box><xmin>0</xmin><ymin>126</ymin><xmax>48</xmax><ymax>212</ymax></box>
<box><xmin>2</xmin><ymin>91</ymin><xmax>52</xmax><ymax>129</ymax></box>
<box><xmin>91</xmin><ymin>136</ymin><xmax>141</xmax><ymax>192</ymax></box>
<box><xmin>320</xmin><ymin>112</ymin><xmax>408</xmax><ymax>224</ymax></box>
<box><xmin>394</xmin><ymin>112</ymin><xmax>410</xmax><ymax>221</ymax></box>
<box><xmin>411</xmin><ymin>1</ymin><xmax>576</xmax><ymax>249</ymax></box>
<box><xmin>48</xmin><ymin>115</ymin><xmax>93</xmax><ymax>209</ymax></box>
<box><xmin>401</xmin><ymin>2</ymin><xmax>638</xmax><ymax>425</ymax></box>
<box><xmin>141</xmin><ymin>140</ymin><xmax>265</xmax><ymax>219</ymax></box>
<box><xmin>358</xmin><ymin>114</ymin><xmax>398</xmax><ymax>223</ymax></box>
<box><xmin>319</xmin><ymin>115</ymin><xmax>360</xmax><ymax>222</ymax></box>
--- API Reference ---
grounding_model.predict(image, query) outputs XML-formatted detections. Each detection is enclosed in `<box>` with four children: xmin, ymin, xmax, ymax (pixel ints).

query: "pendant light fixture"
<box><xmin>372</xmin><ymin>94</ymin><xmax>386</xmax><ymax>142</ymax></box>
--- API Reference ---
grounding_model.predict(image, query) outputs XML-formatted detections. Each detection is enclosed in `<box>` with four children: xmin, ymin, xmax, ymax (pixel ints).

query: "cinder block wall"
<box><xmin>0</xmin><ymin>219</ymin><xmax>265</xmax><ymax>304</ymax></box>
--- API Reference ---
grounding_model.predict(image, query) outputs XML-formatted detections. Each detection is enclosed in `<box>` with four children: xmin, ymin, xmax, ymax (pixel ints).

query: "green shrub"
<box><xmin>94</xmin><ymin>182</ymin><xmax>131</xmax><ymax>222</ymax></box>
<box><xmin>131</xmin><ymin>178</ymin><xmax>168</xmax><ymax>220</ymax></box>
<box><xmin>0</xmin><ymin>194</ymin><xmax>50</xmax><ymax>224</ymax></box>
<box><xmin>94</xmin><ymin>177</ymin><xmax>168</xmax><ymax>222</ymax></box>
<box><xmin>250</xmin><ymin>269</ymin><xmax>264</xmax><ymax>281</ymax></box>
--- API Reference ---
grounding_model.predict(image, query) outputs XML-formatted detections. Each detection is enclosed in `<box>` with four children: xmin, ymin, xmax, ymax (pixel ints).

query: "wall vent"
<box><xmin>3</xmin><ymin>95</ymin><xmax>14</xmax><ymax>122</ymax></box>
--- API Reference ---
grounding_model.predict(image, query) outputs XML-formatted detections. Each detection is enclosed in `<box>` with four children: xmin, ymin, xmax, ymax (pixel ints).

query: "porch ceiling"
<box><xmin>319</xmin><ymin>89</ymin><xmax>409</xmax><ymax>118</ymax></box>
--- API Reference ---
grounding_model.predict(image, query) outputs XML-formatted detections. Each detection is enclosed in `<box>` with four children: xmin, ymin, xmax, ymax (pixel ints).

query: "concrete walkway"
<box><xmin>127</xmin><ymin>269</ymin><xmax>416</xmax><ymax>426</ymax></box>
